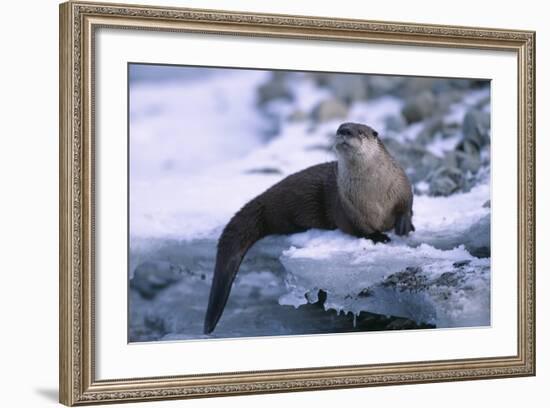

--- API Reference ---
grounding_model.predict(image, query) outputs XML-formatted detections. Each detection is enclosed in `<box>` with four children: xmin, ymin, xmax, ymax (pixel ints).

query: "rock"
<box><xmin>433</xmin><ymin>271</ymin><xmax>461</xmax><ymax>287</ymax></box>
<box><xmin>311</xmin><ymin>98</ymin><xmax>348</xmax><ymax>122</ymax></box>
<box><xmin>429</xmin><ymin>177</ymin><xmax>458</xmax><ymax>196</ymax></box>
<box><xmin>130</xmin><ymin>260</ymin><xmax>188</xmax><ymax>299</ymax></box>
<box><xmin>307</xmin><ymin>73</ymin><xmax>368</xmax><ymax>103</ymax></box>
<box><xmin>445</xmin><ymin>150</ymin><xmax>481</xmax><ymax>174</ymax></box>
<box><xmin>430</xmin><ymin>79</ymin><xmax>477</xmax><ymax>94</ymax></box>
<box><xmin>414</xmin><ymin>151</ymin><xmax>444</xmax><ymax>182</ymax></box>
<box><xmin>384</xmin><ymin>114</ymin><xmax>407</xmax><ymax>133</ymax></box>
<box><xmin>435</xmin><ymin>89</ymin><xmax>465</xmax><ymax>110</ymax></box>
<box><xmin>449</xmin><ymin>78</ymin><xmax>476</xmax><ymax>90</ymax></box>
<box><xmin>462</xmin><ymin>109</ymin><xmax>491</xmax><ymax>148</ymax></box>
<box><xmin>464</xmin><ymin>215</ymin><xmax>491</xmax><ymax>258</ymax></box>
<box><xmin>307</xmin><ymin>72</ymin><xmax>332</xmax><ymax>87</ymax></box>
<box><xmin>287</xmin><ymin>109</ymin><xmax>307</xmax><ymax>122</ymax></box>
<box><xmin>428</xmin><ymin>166</ymin><xmax>465</xmax><ymax>196</ymax></box>
<box><xmin>458</xmin><ymin>138</ymin><xmax>481</xmax><ymax>156</ymax></box>
<box><xmin>449</xmin><ymin>124</ymin><xmax>486</xmax><ymax>174</ymax></box>
<box><xmin>305</xmin><ymin>143</ymin><xmax>333</xmax><ymax>152</ymax></box>
<box><xmin>357</xmin><ymin>288</ymin><xmax>373</xmax><ymax>298</ymax></box>
<box><xmin>383</xmin><ymin>138</ymin><xmax>442</xmax><ymax>183</ymax></box>
<box><xmin>471</xmin><ymin>79</ymin><xmax>491</xmax><ymax>88</ymax></box>
<box><xmin>401</xmin><ymin>90</ymin><xmax>437</xmax><ymax>123</ymax></box>
<box><xmin>379</xmin><ymin>137</ymin><xmax>404</xmax><ymax>153</ymax></box>
<box><xmin>483</xmin><ymin>200</ymin><xmax>491</xmax><ymax>208</ymax></box>
<box><xmin>398</xmin><ymin>78</ymin><xmax>469</xmax><ymax>98</ymax></box>
<box><xmin>325</xmin><ymin>74</ymin><xmax>368</xmax><ymax>104</ymax></box>
<box><xmin>128</xmin><ymin>300</ymin><xmax>169</xmax><ymax>342</ymax></box>
<box><xmin>398</xmin><ymin>78</ymin><xmax>437</xmax><ymax>97</ymax></box>
<box><xmin>367</xmin><ymin>76</ymin><xmax>405</xmax><ymax>97</ymax></box>
<box><xmin>385</xmin><ymin>318</ymin><xmax>427</xmax><ymax>330</ymax></box>
<box><xmin>441</xmin><ymin>122</ymin><xmax>461</xmax><ymax>138</ymax></box>
<box><xmin>416</xmin><ymin>117</ymin><xmax>444</xmax><ymax>145</ymax></box>
<box><xmin>258</xmin><ymin>111</ymin><xmax>282</xmax><ymax>139</ymax></box>
<box><xmin>257</xmin><ymin>74</ymin><xmax>293</xmax><ymax>105</ymax></box>
<box><xmin>383</xmin><ymin>266</ymin><xmax>427</xmax><ymax>291</ymax></box>
<box><xmin>144</xmin><ymin>314</ymin><xmax>166</xmax><ymax>336</ymax></box>
<box><xmin>475</xmin><ymin>96</ymin><xmax>491</xmax><ymax>110</ymax></box>
<box><xmin>244</xmin><ymin>167</ymin><xmax>283</xmax><ymax>175</ymax></box>
<box><xmin>429</xmin><ymin>79</ymin><xmax>454</xmax><ymax>94</ymax></box>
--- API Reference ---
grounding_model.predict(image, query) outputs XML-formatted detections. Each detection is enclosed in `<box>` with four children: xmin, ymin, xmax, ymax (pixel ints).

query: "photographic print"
<box><xmin>128</xmin><ymin>64</ymin><xmax>491</xmax><ymax>342</ymax></box>
<box><xmin>60</xmin><ymin>3</ymin><xmax>535</xmax><ymax>404</ymax></box>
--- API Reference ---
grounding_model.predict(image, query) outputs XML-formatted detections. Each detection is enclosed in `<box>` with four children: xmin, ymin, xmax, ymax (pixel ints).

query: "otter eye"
<box><xmin>372</xmin><ymin>131</ymin><xmax>379</xmax><ymax>137</ymax></box>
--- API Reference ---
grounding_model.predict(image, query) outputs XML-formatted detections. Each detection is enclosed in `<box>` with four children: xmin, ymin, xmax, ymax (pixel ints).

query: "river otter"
<box><xmin>204</xmin><ymin>122</ymin><xmax>414</xmax><ymax>334</ymax></box>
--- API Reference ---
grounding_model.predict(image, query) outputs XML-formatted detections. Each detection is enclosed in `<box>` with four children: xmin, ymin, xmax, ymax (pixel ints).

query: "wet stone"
<box><xmin>311</xmin><ymin>98</ymin><xmax>348</xmax><ymax>122</ymax></box>
<box><xmin>130</xmin><ymin>261</ymin><xmax>188</xmax><ymax>300</ymax></box>
<box><xmin>402</xmin><ymin>90</ymin><xmax>437</xmax><ymax>123</ymax></box>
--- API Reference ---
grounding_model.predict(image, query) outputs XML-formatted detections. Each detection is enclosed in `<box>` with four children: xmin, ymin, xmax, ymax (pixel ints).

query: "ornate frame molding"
<box><xmin>59</xmin><ymin>1</ymin><xmax>535</xmax><ymax>405</ymax></box>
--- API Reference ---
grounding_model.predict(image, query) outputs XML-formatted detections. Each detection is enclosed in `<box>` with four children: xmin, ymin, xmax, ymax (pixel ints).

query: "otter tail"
<box><xmin>204</xmin><ymin>200</ymin><xmax>265</xmax><ymax>334</ymax></box>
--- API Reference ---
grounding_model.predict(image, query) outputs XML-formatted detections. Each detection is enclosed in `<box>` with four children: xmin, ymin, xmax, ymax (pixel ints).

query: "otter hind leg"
<box><xmin>394</xmin><ymin>212</ymin><xmax>415</xmax><ymax>236</ymax></box>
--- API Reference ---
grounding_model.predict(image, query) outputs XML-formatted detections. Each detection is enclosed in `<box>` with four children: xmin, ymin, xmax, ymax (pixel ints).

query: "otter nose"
<box><xmin>337</xmin><ymin>123</ymin><xmax>360</xmax><ymax>139</ymax></box>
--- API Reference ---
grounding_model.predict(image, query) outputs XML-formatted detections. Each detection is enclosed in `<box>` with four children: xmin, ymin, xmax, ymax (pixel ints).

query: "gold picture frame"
<box><xmin>59</xmin><ymin>1</ymin><xmax>536</xmax><ymax>405</ymax></box>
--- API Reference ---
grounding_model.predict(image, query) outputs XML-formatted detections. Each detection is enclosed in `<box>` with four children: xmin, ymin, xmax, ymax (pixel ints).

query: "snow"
<box><xmin>130</xmin><ymin>68</ymin><xmax>269</xmax><ymax>178</ymax></box>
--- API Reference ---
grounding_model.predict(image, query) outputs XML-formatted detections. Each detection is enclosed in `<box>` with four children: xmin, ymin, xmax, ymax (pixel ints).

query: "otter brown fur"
<box><xmin>204</xmin><ymin>122</ymin><xmax>414</xmax><ymax>334</ymax></box>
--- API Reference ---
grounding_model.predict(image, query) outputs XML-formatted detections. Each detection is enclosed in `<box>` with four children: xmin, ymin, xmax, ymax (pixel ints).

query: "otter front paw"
<box><xmin>366</xmin><ymin>231</ymin><xmax>391</xmax><ymax>244</ymax></box>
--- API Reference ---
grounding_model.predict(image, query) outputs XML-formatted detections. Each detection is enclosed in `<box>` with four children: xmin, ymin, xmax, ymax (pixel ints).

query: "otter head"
<box><xmin>333</xmin><ymin>122</ymin><xmax>382</xmax><ymax>164</ymax></box>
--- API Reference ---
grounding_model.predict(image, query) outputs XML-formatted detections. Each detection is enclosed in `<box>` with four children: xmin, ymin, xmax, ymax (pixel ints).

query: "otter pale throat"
<box><xmin>204</xmin><ymin>122</ymin><xmax>415</xmax><ymax>334</ymax></box>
